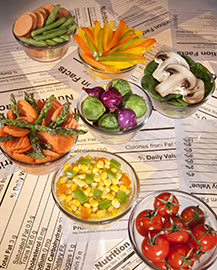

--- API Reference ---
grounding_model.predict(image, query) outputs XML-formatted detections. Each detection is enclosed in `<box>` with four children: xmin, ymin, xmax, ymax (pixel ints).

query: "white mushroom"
<box><xmin>155</xmin><ymin>64</ymin><xmax>198</xmax><ymax>97</ymax></box>
<box><xmin>153</xmin><ymin>51</ymin><xmax>190</xmax><ymax>82</ymax></box>
<box><xmin>183</xmin><ymin>78</ymin><xmax>205</xmax><ymax>104</ymax></box>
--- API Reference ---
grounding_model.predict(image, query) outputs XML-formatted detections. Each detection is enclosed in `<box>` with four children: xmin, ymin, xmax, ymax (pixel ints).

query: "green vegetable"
<box><xmin>85</xmin><ymin>173</ymin><xmax>94</xmax><ymax>184</ymax></box>
<box><xmin>106</xmin><ymin>79</ymin><xmax>132</xmax><ymax>97</ymax></box>
<box><xmin>45</xmin><ymin>4</ymin><xmax>61</xmax><ymax>26</ymax></box>
<box><xmin>66</xmin><ymin>23</ymin><xmax>78</xmax><ymax>35</ymax></box>
<box><xmin>73</xmin><ymin>189</ymin><xmax>88</xmax><ymax>204</ymax></box>
<box><xmin>31</xmin><ymin>16</ymin><xmax>67</xmax><ymax>37</ymax></box>
<box><xmin>34</xmin><ymin>28</ymin><xmax>67</xmax><ymax>41</ymax></box>
<box><xmin>45</xmin><ymin>39</ymin><xmax>57</xmax><ymax>45</ymax></box>
<box><xmin>98</xmin><ymin>113</ymin><xmax>121</xmax><ymax>131</ymax></box>
<box><xmin>49</xmin><ymin>100</ymin><xmax>70</xmax><ymax>128</ymax></box>
<box><xmin>0</xmin><ymin>118</ymin><xmax>34</xmax><ymax>129</ymax></box>
<box><xmin>93</xmin><ymin>188</ymin><xmax>103</xmax><ymax>199</ymax></box>
<box><xmin>0</xmin><ymin>134</ymin><xmax>15</xmax><ymax>142</ymax></box>
<box><xmin>28</xmin><ymin>129</ymin><xmax>46</xmax><ymax>159</ymax></box>
<box><xmin>60</xmin><ymin>16</ymin><xmax>75</xmax><ymax>28</ymax></box>
<box><xmin>81</xmin><ymin>96</ymin><xmax>106</xmax><ymax>121</ymax></box>
<box><xmin>115</xmin><ymin>36</ymin><xmax>139</xmax><ymax>52</ymax></box>
<box><xmin>65</xmin><ymin>169</ymin><xmax>77</xmax><ymax>178</ymax></box>
<box><xmin>85</xmin><ymin>33</ymin><xmax>98</xmax><ymax>57</ymax></box>
<box><xmin>105</xmin><ymin>168</ymin><xmax>116</xmax><ymax>180</ymax></box>
<box><xmin>21</xmin><ymin>37</ymin><xmax>47</xmax><ymax>46</ymax></box>
<box><xmin>76</xmin><ymin>158</ymin><xmax>91</xmax><ymax>165</ymax></box>
<box><xmin>24</xmin><ymin>92</ymin><xmax>40</xmax><ymax>115</ymax></box>
<box><xmin>10</xmin><ymin>94</ymin><xmax>20</xmax><ymax>117</ymax></box>
<box><xmin>124</xmin><ymin>94</ymin><xmax>147</xmax><ymax>118</ymax></box>
<box><xmin>52</xmin><ymin>37</ymin><xmax>65</xmax><ymax>43</ymax></box>
<box><xmin>99</xmin><ymin>199</ymin><xmax>111</xmax><ymax>209</ymax></box>
<box><xmin>110</xmin><ymin>158</ymin><xmax>121</xmax><ymax>170</ymax></box>
<box><xmin>116</xmin><ymin>190</ymin><xmax>127</xmax><ymax>203</ymax></box>
<box><xmin>34</xmin><ymin>94</ymin><xmax>54</xmax><ymax>125</ymax></box>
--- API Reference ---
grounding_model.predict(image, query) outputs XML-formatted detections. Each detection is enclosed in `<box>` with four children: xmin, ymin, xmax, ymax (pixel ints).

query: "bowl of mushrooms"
<box><xmin>141</xmin><ymin>51</ymin><xmax>216</xmax><ymax>118</ymax></box>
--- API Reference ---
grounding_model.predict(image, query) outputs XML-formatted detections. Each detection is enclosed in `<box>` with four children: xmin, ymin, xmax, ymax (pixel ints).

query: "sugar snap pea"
<box><xmin>31</xmin><ymin>16</ymin><xmax>67</xmax><ymax>37</ymax></box>
<box><xmin>45</xmin><ymin>4</ymin><xmax>60</xmax><ymax>26</ymax></box>
<box><xmin>42</xmin><ymin>26</ymin><xmax>68</xmax><ymax>36</ymax></box>
<box><xmin>59</xmin><ymin>35</ymin><xmax>71</xmax><ymax>41</ymax></box>
<box><xmin>21</xmin><ymin>37</ymin><xmax>47</xmax><ymax>46</ymax></box>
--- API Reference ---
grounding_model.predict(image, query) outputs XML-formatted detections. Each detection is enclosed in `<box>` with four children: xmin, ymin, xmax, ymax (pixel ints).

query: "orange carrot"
<box><xmin>120</xmin><ymin>174</ymin><xmax>131</xmax><ymax>187</ymax></box>
<box><xmin>51</xmin><ymin>106</ymin><xmax>64</xmax><ymax>122</ymax></box>
<box><xmin>17</xmin><ymin>99</ymin><xmax>38</xmax><ymax>121</ymax></box>
<box><xmin>13</xmin><ymin>152</ymin><xmax>35</xmax><ymax>163</ymax></box>
<box><xmin>17</xmin><ymin>116</ymin><xmax>36</xmax><ymax>124</ymax></box>
<box><xmin>56</xmin><ymin>184</ymin><xmax>68</xmax><ymax>196</ymax></box>
<box><xmin>5</xmin><ymin>136</ymin><xmax>32</xmax><ymax>153</ymax></box>
<box><xmin>81</xmin><ymin>208</ymin><xmax>89</xmax><ymax>220</ymax></box>
<box><xmin>62</xmin><ymin>113</ymin><xmax>78</xmax><ymax>129</ymax></box>
<box><xmin>3</xmin><ymin>126</ymin><xmax>30</xmax><ymax>137</ymax></box>
<box><xmin>0</xmin><ymin>126</ymin><xmax>7</xmax><ymax>136</ymax></box>
<box><xmin>7</xmin><ymin>109</ymin><xmax>16</xmax><ymax>119</ymax></box>
<box><xmin>35</xmin><ymin>99</ymin><xmax>44</xmax><ymax>112</ymax></box>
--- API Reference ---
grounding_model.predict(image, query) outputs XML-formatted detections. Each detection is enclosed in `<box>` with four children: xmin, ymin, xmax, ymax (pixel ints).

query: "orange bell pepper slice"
<box><xmin>73</xmin><ymin>33</ymin><xmax>92</xmax><ymax>56</ymax></box>
<box><xmin>120</xmin><ymin>174</ymin><xmax>131</xmax><ymax>187</ymax></box>
<box><xmin>106</xmin><ymin>20</ymin><xmax>126</xmax><ymax>50</ymax></box>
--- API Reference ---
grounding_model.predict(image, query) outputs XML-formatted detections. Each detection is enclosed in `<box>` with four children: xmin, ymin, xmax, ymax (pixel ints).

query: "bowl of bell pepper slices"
<box><xmin>74</xmin><ymin>20</ymin><xmax>156</xmax><ymax>81</ymax></box>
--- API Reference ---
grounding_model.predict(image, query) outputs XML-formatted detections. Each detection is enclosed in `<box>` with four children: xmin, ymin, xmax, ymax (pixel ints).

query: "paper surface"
<box><xmin>0</xmin><ymin>0</ymin><xmax>217</xmax><ymax>270</ymax></box>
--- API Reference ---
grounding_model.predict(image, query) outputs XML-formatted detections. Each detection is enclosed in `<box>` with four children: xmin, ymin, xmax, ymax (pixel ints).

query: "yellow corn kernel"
<box><xmin>90</xmin><ymin>200</ymin><xmax>99</xmax><ymax>208</ymax></box>
<box><xmin>107</xmin><ymin>193</ymin><xmax>115</xmax><ymax>200</ymax></box>
<box><xmin>111</xmin><ymin>167</ymin><xmax>118</xmax><ymax>173</ymax></box>
<box><xmin>112</xmin><ymin>177</ymin><xmax>119</xmax><ymax>185</ymax></box>
<box><xmin>73</xmin><ymin>199</ymin><xmax>81</xmax><ymax>207</ymax></box>
<box><xmin>71</xmin><ymin>184</ymin><xmax>78</xmax><ymax>192</ymax></box>
<box><xmin>116</xmin><ymin>172</ymin><xmax>122</xmax><ymax>180</ymax></box>
<box><xmin>105</xmin><ymin>186</ymin><xmax>110</xmax><ymax>193</ymax></box>
<box><xmin>86</xmin><ymin>154</ymin><xmax>92</xmax><ymax>159</ymax></box>
<box><xmin>101</xmin><ymin>190</ymin><xmax>108</xmax><ymax>199</ymax></box>
<box><xmin>110</xmin><ymin>185</ymin><xmax>119</xmax><ymax>192</ymax></box>
<box><xmin>63</xmin><ymin>163</ymin><xmax>70</xmax><ymax>170</ymax></box>
<box><xmin>59</xmin><ymin>193</ymin><xmax>66</xmax><ymax>201</ymax></box>
<box><xmin>65</xmin><ymin>205</ymin><xmax>72</xmax><ymax>212</ymax></box>
<box><xmin>94</xmin><ymin>174</ymin><xmax>101</xmax><ymax>182</ymax></box>
<box><xmin>80</xmin><ymin>164</ymin><xmax>89</xmax><ymax>172</ymax></box>
<box><xmin>112</xmin><ymin>198</ymin><xmax>120</xmax><ymax>208</ymax></box>
<box><xmin>75</xmin><ymin>210</ymin><xmax>81</xmax><ymax>217</ymax></box>
<box><xmin>98</xmin><ymin>180</ymin><xmax>105</xmax><ymax>187</ymax></box>
<box><xmin>107</xmin><ymin>205</ymin><xmax>114</xmax><ymax>212</ymax></box>
<box><xmin>83</xmin><ymin>203</ymin><xmax>91</xmax><ymax>208</ymax></box>
<box><xmin>91</xmin><ymin>182</ymin><xmax>97</xmax><ymax>188</ymax></box>
<box><xmin>120</xmin><ymin>185</ymin><xmax>127</xmax><ymax>192</ymax></box>
<box><xmin>73</xmin><ymin>166</ymin><xmax>80</xmax><ymax>173</ymax></box>
<box><xmin>59</xmin><ymin>176</ymin><xmax>68</xmax><ymax>184</ymax></box>
<box><xmin>97</xmin><ymin>209</ymin><xmax>106</xmax><ymax>219</ymax></box>
<box><xmin>55</xmin><ymin>181</ymin><xmax>62</xmax><ymax>189</ymax></box>
<box><xmin>92</xmin><ymin>166</ymin><xmax>99</xmax><ymax>174</ymax></box>
<box><xmin>125</xmin><ymin>188</ymin><xmax>132</xmax><ymax>195</ymax></box>
<box><xmin>100</xmin><ymin>171</ymin><xmax>107</xmax><ymax>180</ymax></box>
<box><xmin>70</xmin><ymin>204</ymin><xmax>77</xmax><ymax>212</ymax></box>
<box><xmin>104</xmin><ymin>179</ymin><xmax>111</xmax><ymax>186</ymax></box>
<box><xmin>77</xmin><ymin>174</ymin><xmax>86</xmax><ymax>180</ymax></box>
<box><xmin>83</xmin><ymin>189</ymin><xmax>90</xmax><ymax>197</ymax></box>
<box><xmin>65</xmin><ymin>194</ymin><xmax>73</xmax><ymax>202</ymax></box>
<box><xmin>89</xmin><ymin>213</ymin><xmax>97</xmax><ymax>220</ymax></box>
<box><xmin>104</xmin><ymin>158</ymin><xmax>110</xmax><ymax>167</ymax></box>
<box><xmin>97</xmin><ymin>160</ymin><xmax>104</xmax><ymax>168</ymax></box>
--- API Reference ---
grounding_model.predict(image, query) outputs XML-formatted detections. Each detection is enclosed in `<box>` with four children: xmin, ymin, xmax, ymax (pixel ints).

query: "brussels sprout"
<box><xmin>98</xmin><ymin>113</ymin><xmax>121</xmax><ymax>131</ymax></box>
<box><xmin>81</xmin><ymin>96</ymin><xmax>106</xmax><ymax>121</ymax></box>
<box><xmin>124</xmin><ymin>94</ymin><xmax>147</xmax><ymax>118</ymax></box>
<box><xmin>106</xmin><ymin>79</ymin><xmax>132</xmax><ymax>97</ymax></box>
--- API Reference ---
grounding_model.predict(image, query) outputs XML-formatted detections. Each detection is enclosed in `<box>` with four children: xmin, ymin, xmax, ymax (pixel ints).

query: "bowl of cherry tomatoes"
<box><xmin>128</xmin><ymin>190</ymin><xmax>217</xmax><ymax>270</ymax></box>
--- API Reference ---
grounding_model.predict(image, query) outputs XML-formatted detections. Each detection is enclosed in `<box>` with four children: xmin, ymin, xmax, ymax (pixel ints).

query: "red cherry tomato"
<box><xmin>189</xmin><ymin>223</ymin><xmax>217</xmax><ymax>252</ymax></box>
<box><xmin>167</xmin><ymin>244</ymin><xmax>195</xmax><ymax>269</ymax></box>
<box><xmin>162</xmin><ymin>216</ymin><xmax>189</xmax><ymax>245</ymax></box>
<box><xmin>135</xmin><ymin>209</ymin><xmax>163</xmax><ymax>237</ymax></box>
<box><xmin>153</xmin><ymin>192</ymin><xmax>179</xmax><ymax>218</ymax></box>
<box><xmin>153</xmin><ymin>260</ymin><xmax>168</xmax><ymax>270</ymax></box>
<box><xmin>141</xmin><ymin>233</ymin><xmax>170</xmax><ymax>263</ymax></box>
<box><xmin>181</xmin><ymin>205</ymin><xmax>206</xmax><ymax>229</ymax></box>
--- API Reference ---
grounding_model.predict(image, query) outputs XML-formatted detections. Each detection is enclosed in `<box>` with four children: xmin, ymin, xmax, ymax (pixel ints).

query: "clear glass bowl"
<box><xmin>51</xmin><ymin>150</ymin><xmax>140</xmax><ymax>229</ymax></box>
<box><xmin>0</xmin><ymin>137</ymin><xmax>78</xmax><ymax>175</ymax></box>
<box><xmin>77</xmin><ymin>47</ymin><xmax>138</xmax><ymax>81</ymax></box>
<box><xmin>12</xmin><ymin>24</ymin><xmax>76</xmax><ymax>62</ymax></box>
<box><xmin>76</xmin><ymin>80</ymin><xmax>153</xmax><ymax>144</ymax></box>
<box><xmin>147</xmin><ymin>73</ymin><xmax>216</xmax><ymax>119</ymax></box>
<box><xmin>128</xmin><ymin>189</ymin><xmax>217</xmax><ymax>270</ymax></box>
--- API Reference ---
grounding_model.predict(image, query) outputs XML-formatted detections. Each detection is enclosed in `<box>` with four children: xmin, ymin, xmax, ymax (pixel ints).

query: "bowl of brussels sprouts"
<box><xmin>76</xmin><ymin>79</ymin><xmax>153</xmax><ymax>144</ymax></box>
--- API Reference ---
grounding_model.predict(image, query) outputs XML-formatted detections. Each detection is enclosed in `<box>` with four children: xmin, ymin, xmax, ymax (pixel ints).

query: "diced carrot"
<box><xmin>56</xmin><ymin>184</ymin><xmax>68</xmax><ymax>196</ymax></box>
<box><xmin>81</xmin><ymin>208</ymin><xmax>89</xmax><ymax>220</ymax></box>
<box><xmin>120</xmin><ymin>174</ymin><xmax>131</xmax><ymax>187</ymax></box>
<box><xmin>17</xmin><ymin>99</ymin><xmax>38</xmax><ymax>121</ymax></box>
<box><xmin>13</xmin><ymin>13</ymin><xmax>33</xmax><ymax>37</ymax></box>
<box><xmin>7</xmin><ymin>109</ymin><xmax>16</xmax><ymax>119</ymax></box>
<box><xmin>13</xmin><ymin>152</ymin><xmax>35</xmax><ymax>163</ymax></box>
<box><xmin>3</xmin><ymin>126</ymin><xmax>30</xmax><ymax>137</ymax></box>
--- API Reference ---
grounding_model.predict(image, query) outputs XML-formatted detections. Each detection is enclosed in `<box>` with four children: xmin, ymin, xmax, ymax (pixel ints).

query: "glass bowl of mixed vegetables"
<box><xmin>12</xmin><ymin>4</ymin><xmax>77</xmax><ymax>62</ymax></box>
<box><xmin>74</xmin><ymin>20</ymin><xmax>156</xmax><ymax>81</ymax></box>
<box><xmin>51</xmin><ymin>150</ymin><xmax>140</xmax><ymax>229</ymax></box>
<box><xmin>128</xmin><ymin>190</ymin><xmax>217</xmax><ymax>270</ymax></box>
<box><xmin>0</xmin><ymin>92</ymin><xmax>86</xmax><ymax>175</ymax></box>
<box><xmin>141</xmin><ymin>51</ymin><xmax>216</xmax><ymax>118</ymax></box>
<box><xmin>76</xmin><ymin>79</ymin><xmax>153</xmax><ymax>144</ymax></box>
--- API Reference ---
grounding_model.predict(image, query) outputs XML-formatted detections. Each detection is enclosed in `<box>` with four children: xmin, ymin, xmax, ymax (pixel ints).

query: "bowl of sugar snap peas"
<box><xmin>12</xmin><ymin>4</ymin><xmax>77</xmax><ymax>62</ymax></box>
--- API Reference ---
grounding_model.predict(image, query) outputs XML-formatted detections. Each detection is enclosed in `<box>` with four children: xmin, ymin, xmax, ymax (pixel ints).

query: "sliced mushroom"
<box><xmin>155</xmin><ymin>64</ymin><xmax>198</xmax><ymax>97</ymax></box>
<box><xmin>183</xmin><ymin>78</ymin><xmax>205</xmax><ymax>104</ymax></box>
<box><xmin>153</xmin><ymin>51</ymin><xmax>190</xmax><ymax>82</ymax></box>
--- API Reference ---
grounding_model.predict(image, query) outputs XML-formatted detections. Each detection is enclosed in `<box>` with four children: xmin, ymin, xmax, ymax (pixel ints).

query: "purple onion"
<box><xmin>82</xmin><ymin>86</ymin><xmax>105</xmax><ymax>99</ymax></box>
<box><xmin>101</xmin><ymin>90</ymin><xmax>122</xmax><ymax>110</ymax></box>
<box><xmin>118</xmin><ymin>108</ymin><xmax>137</xmax><ymax>128</ymax></box>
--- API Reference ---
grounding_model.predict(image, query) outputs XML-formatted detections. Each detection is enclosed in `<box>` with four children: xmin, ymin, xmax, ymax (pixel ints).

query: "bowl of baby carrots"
<box><xmin>0</xmin><ymin>92</ymin><xmax>86</xmax><ymax>175</ymax></box>
<box><xmin>74</xmin><ymin>20</ymin><xmax>156</xmax><ymax>81</ymax></box>
<box><xmin>51</xmin><ymin>150</ymin><xmax>140</xmax><ymax>229</ymax></box>
<box><xmin>12</xmin><ymin>4</ymin><xmax>77</xmax><ymax>62</ymax></box>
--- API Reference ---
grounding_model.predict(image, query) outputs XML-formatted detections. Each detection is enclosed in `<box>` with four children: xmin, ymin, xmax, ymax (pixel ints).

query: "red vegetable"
<box><xmin>101</xmin><ymin>90</ymin><xmax>122</xmax><ymax>110</ymax></box>
<box><xmin>118</xmin><ymin>108</ymin><xmax>137</xmax><ymax>128</ymax></box>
